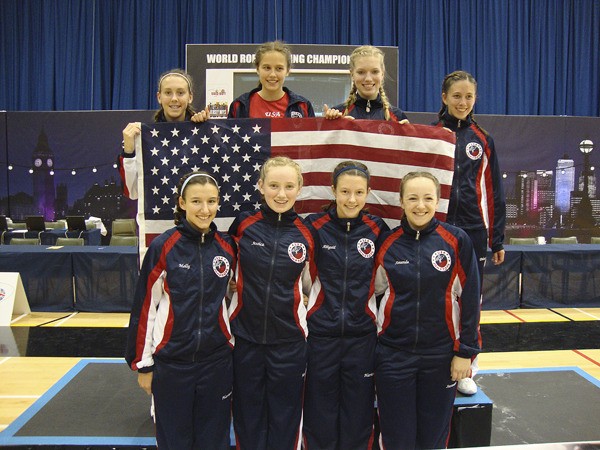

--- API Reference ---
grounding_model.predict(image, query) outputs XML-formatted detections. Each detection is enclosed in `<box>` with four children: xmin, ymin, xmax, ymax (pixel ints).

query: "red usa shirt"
<box><xmin>249</xmin><ymin>91</ymin><xmax>289</xmax><ymax>118</ymax></box>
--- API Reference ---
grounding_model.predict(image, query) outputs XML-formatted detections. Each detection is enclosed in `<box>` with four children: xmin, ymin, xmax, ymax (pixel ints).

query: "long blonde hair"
<box><xmin>343</xmin><ymin>45</ymin><xmax>394</xmax><ymax>121</ymax></box>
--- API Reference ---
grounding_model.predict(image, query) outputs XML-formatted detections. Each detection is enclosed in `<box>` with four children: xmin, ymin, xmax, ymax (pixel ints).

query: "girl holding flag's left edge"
<box><xmin>118</xmin><ymin>68</ymin><xmax>210</xmax><ymax>200</ymax></box>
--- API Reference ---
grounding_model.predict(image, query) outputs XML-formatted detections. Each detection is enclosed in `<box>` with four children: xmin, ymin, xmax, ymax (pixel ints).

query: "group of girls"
<box><xmin>124</xmin><ymin>39</ymin><xmax>505</xmax><ymax>450</ymax></box>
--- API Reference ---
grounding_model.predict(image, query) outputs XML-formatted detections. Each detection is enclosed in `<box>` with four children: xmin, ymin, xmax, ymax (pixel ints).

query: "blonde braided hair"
<box><xmin>342</xmin><ymin>84</ymin><xmax>359</xmax><ymax>117</ymax></box>
<box><xmin>379</xmin><ymin>86</ymin><xmax>392</xmax><ymax>121</ymax></box>
<box><xmin>343</xmin><ymin>45</ymin><xmax>394</xmax><ymax>121</ymax></box>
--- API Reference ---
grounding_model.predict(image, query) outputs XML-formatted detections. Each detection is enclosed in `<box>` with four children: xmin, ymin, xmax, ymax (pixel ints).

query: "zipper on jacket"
<box><xmin>194</xmin><ymin>239</ymin><xmax>205</xmax><ymax>357</ymax></box>
<box><xmin>413</xmin><ymin>238</ymin><xmax>421</xmax><ymax>350</ymax></box>
<box><xmin>451</xmin><ymin>130</ymin><xmax>461</xmax><ymax>222</ymax></box>
<box><xmin>340</xmin><ymin>222</ymin><xmax>351</xmax><ymax>336</ymax></box>
<box><xmin>262</xmin><ymin>214</ymin><xmax>282</xmax><ymax>344</ymax></box>
<box><xmin>366</xmin><ymin>100</ymin><xmax>371</xmax><ymax>113</ymax></box>
<box><xmin>415</xmin><ymin>230</ymin><xmax>420</xmax><ymax>241</ymax></box>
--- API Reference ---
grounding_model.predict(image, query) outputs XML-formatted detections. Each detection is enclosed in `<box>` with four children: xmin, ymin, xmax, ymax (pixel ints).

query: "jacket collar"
<box><xmin>401</xmin><ymin>217</ymin><xmax>439</xmax><ymax>239</ymax></box>
<box><xmin>246</xmin><ymin>86</ymin><xmax>301</xmax><ymax>106</ymax></box>
<box><xmin>328</xmin><ymin>208</ymin><xmax>364</xmax><ymax>230</ymax></box>
<box><xmin>260</xmin><ymin>203</ymin><xmax>298</xmax><ymax>224</ymax></box>
<box><xmin>156</xmin><ymin>110</ymin><xmax>193</xmax><ymax>123</ymax></box>
<box><xmin>354</xmin><ymin>93</ymin><xmax>383</xmax><ymax>110</ymax></box>
<box><xmin>177</xmin><ymin>218</ymin><xmax>216</xmax><ymax>242</ymax></box>
<box><xmin>440</xmin><ymin>109</ymin><xmax>472</xmax><ymax>130</ymax></box>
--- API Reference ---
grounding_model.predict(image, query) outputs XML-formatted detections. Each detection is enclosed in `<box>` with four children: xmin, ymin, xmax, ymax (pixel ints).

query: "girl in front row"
<box><xmin>374</xmin><ymin>171</ymin><xmax>481</xmax><ymax>449</ymax></box>
<box><xmin>303</xmin><ymin>161</ymin><xmax>388</xmax><ymax>449</ymax></box>
<box><xmin>126</xmin><ymin>171</ymin><xmax>236</xmax><ymax>450</ymax></box>
<box><xmin>228</xmin><ymin>156</ymin><xmax>314</xmax><ymax>450</ymax></box>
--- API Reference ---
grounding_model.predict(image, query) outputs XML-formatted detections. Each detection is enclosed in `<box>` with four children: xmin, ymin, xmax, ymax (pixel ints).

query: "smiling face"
<box><xmin>400</xmin><ymin>176</ymin><xmax>439</xmax><ymax>231</ymax></box>
<box><xmin>333</xmin><ymin>174</ymin><xmax>369</xmax><ymax>219</ymax></box>
<box><xmin>256</xmin><ymin>50</ymin><xmax>290</xmax><ymax>100</ymax></box>
<box><xmin>442</xmin><ymin>79</ymin><xmax>476</xmax><ymax>121</ymax></box>
<box><xmin>156</xmin><ymin>75</ymin><xmax>193</xmax><ymax>122</ymax></box>
<box><xmin>351</xmin><ymin>55</ymin><xmax>384</xmax><ymax>101</ymax></box>
<box><xmin>178</xmin><ymin>183</ymin><xmax>219</xmax><ymax>233</ymax></box>
<box><xmin>258</xmin><ymin>165</ymin><xmax>301</xmax><ymax>213</ymax></box>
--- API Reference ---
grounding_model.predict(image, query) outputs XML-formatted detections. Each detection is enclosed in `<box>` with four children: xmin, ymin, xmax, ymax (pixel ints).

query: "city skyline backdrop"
<box><xmin>1</xmin><ymin>111</ymin><xmax>599</xmax><ymax>239</ymax></box>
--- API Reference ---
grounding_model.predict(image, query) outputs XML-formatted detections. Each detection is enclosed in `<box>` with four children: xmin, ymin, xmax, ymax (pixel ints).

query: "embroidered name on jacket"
<box><xmin>288</xmin><ymin>243</ymin><xmax>307</xmax><ymax>263</ymax></box>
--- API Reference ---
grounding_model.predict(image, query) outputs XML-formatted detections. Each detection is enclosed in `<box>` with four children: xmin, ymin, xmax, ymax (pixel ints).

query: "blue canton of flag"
<box><xmin>137</xmin><ymin>119</ymin><xmax>272</xmax><ymax>245</ymax></box>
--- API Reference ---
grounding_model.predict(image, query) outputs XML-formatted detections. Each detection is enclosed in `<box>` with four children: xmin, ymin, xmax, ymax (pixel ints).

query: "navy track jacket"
<box><xmin>228</xmin><ymin>204</ymin><xmax>315</xmax><ymax>344</ymax></box>
<box><xmin>305</xmin><ymin>209</ymin><xmax>389</xmax><ymax>337</ymax></box>
<box><xmin>374</xmin><ymin>218</ymin><xmax>481</xmax><ymax>359</ymax></box>
<box><xmin>126</xmin><ymin>219</ymin><xmax>236</xmax><ymax>372</ymax></box>
<box><xmin>435</xmin><ymin>111</ymin><xmax>506</xmax><ymax>253</ymax></box>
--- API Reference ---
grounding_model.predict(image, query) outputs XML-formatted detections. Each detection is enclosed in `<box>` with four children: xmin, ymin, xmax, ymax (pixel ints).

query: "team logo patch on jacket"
<box><xmin>465</xmin><ymin>142</ymin><xmax>483</xmax><ymax>160</ymax></box>
<box><xmin>431</xmin><ymin>250</ymin><xmax>452</xmax><ymax>272</ymax></box>
<box><xmin>288</xmin><ymin>242</ymin><xmax>307</xmax><ymax>263</ymax></box>
<box><xmin>212</xmin><ymin>256</ymin><xmax>230</xmax><ymax>277</ymax></box>
<box><xmin>357</xmin><ymin>238</ymin><xmax>375</xmax><ymax>258</ymax></box>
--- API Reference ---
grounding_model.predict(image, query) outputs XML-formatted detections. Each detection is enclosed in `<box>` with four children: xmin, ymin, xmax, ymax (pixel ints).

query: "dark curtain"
<box><xmin>0</xmin><ymin>0</ymin><xmax>598</xmax><ymax>116</ymax></box>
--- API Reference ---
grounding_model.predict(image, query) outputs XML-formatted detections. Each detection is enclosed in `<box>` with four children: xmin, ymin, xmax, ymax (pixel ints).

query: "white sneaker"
<box><xmin>457</xmin><ymin>377</ymin><xmax>477</xmax><ymax>395</ymax></box>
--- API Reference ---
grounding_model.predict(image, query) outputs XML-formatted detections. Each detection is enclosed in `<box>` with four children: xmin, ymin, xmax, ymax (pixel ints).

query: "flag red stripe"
<box><xmin>270</xmin><ymin>118</ymin><xmax>457</xmax><ymax>145</ymax></box>
<box><xmin>301</xmin><ymin>172</ymin><xmax>452</xmax><ymax>197</ymax></box>
<box><xmin>273</xmin><ymin>144</ymin><xmax>454</xmax><ymax>169</ymax></box>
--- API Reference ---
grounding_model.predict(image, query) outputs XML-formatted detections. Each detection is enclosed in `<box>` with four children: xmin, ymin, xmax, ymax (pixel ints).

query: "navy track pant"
<box><xmin>232</xmin><ymin>336</ymin><xmax>307</xmax><ymax>450</ymax></box>
<box><xmin>303</xmin><ymin>333</ymin><xmax>376</xmax><ymax>450</ymax></box>
<box><xmin>463</xmin><ymin>227</ymin><xmax>488</xmax><ymax>288</ymax></box>
<box><xmin>151</xmin><ymin>348</ymin><xmax>233</xmax><ymax>450</ymax></box>
<box><xmin>375</xmin><ymin>344</ymin><xmax>456</xmax><ymax>450</ymax></box>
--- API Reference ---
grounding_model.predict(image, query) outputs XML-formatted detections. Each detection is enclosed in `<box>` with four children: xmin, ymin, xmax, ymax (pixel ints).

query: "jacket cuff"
<box><xmin>138</xmin><ymin>365</ymin><xmax>154</xmax><ymax>373</ymax></box>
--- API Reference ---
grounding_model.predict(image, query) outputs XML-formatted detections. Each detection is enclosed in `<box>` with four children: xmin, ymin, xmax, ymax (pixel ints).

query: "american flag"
<box><xmin>136</xmin><ymin>118</ymin><xmax>455</xmax><ymax>248</ymax></box>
